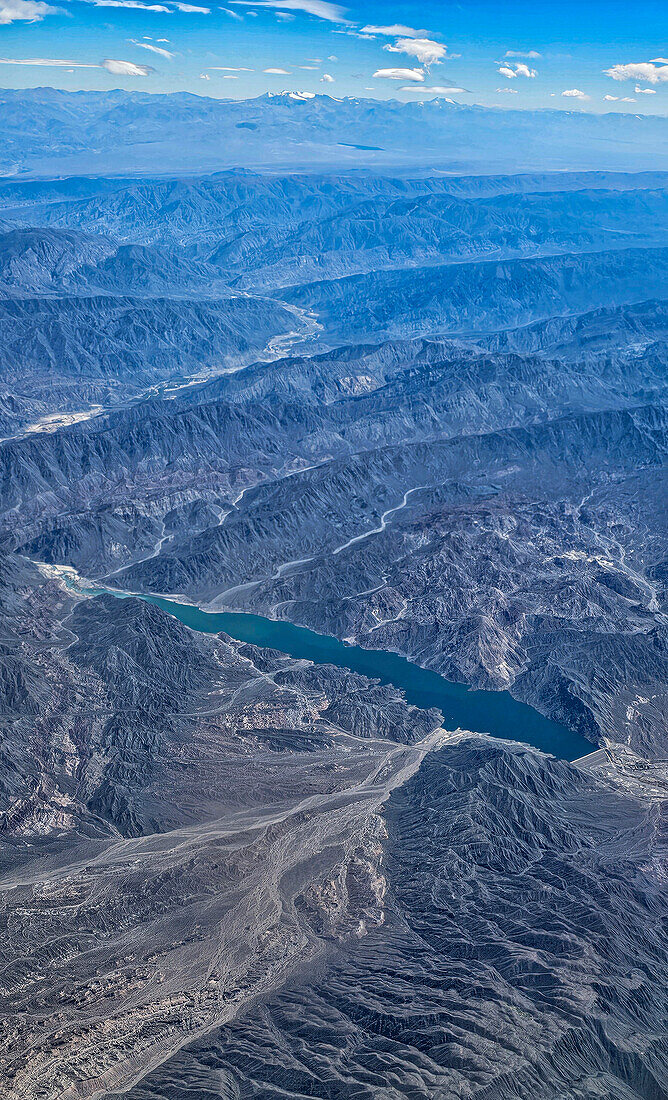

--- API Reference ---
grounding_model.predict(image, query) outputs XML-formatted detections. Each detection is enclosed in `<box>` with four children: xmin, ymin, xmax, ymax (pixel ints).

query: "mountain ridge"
<box><xmin>1</xmin><ymin>88</ymin><xmax>667</xmax><ymax>178</ymax></box>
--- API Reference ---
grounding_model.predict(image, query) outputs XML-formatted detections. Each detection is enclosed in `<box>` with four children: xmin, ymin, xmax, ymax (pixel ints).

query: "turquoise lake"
<box><xmin>92</xmin><ymin>588</ymin><xmax>596</xmax><ymax>762</ymax></box>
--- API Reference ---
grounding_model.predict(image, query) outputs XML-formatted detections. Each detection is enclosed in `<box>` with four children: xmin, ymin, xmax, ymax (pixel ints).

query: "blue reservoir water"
<box><xmin>91</xmin><ymin>588</ymin><xmax>595</xmax><ymax>761</ymax></box>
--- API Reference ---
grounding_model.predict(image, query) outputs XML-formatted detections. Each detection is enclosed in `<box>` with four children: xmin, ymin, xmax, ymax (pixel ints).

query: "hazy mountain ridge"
<box><xmin>0</xmin><ymin>168</ymin><xmax>665</xmax><ymax>437</ymax></box>
<box><xmin>279</xmin><ymin>245</ymin><xmax>668</xmax><ymax>339</ymax></box>
<box><xmin>1</xmin><ymin>89</ymin><xmax>667</xmax><ymax>177</ymax></box>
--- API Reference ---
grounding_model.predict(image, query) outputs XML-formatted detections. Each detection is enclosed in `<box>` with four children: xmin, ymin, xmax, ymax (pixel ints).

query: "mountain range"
<box><xmin>1</xmin><ymin>88</ymin><xmax>667</xmax><ymax>177</ymax></box>
<box><xmin>0</xmin><ymin>92</ymin><xmax>667</xmax><ymax>1100</ymax></box>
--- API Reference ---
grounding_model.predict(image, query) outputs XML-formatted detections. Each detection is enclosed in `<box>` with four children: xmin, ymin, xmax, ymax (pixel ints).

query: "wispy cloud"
<box><xmin>0</xmin><ymin>55</ymin><xmax>97</xmax><ymax>65</ymax></box>
<box><xmin>84</xmin><ymin>0</ymin><xmax>209</xmax><ymax>9</ymax></box>
<box><xmin>0</xmin><ymin>0</ymin><xmax>55</xmax><ymax>24</ymax></box>
<box><xmin>129</xmin><ymin>38</ymin><xmax>174</xmax><ymax>58</ymax></box>
<box><xmin>496</xmin><ymin>87</ymin><xmax>518</xmax><ymax>93</ymax></box>
<box><xmin>230</xmin><ymin>0</ymin><xmax>347</xmax><ymax>23</ymax></box>
<box><xmin>102</xmin><ymin>57</ymin><xmax>152</xmax><ymax>74</ymax></box>
<box><xmin>604</xmin><ymin>61</ymin><xmax>668</xmax><ymax>83</ymax></box>
<box><xmin>400</xmin><ymin>84</ymin><xmax>467</xmax><ymax>94</ymax></box>
<box><xmin>384</xmin><ymin>37</ymin><xmax>447</xmax><ymax>67</ymax></box>
<box><xmin>0</xmin><ymin>54</ymin><xmax>152</xmax><ymax>75</ymax></box>
<box><xmin>208</xmin><ymin>65</ymin><xmax>253</xmax><ymax>70</ymax></box>
<box><xmin>373</xmin><ymin>66</ymin><xmax>424</xmax><ymax>82</ymax></box>
<box><xmin>561</xmin><ymin>88</ymin><xmax>588</xmax><ymax>99</ymax></box>
<box><xmin>504</xmin><ymin>49</ymin><xmax>541</xmax><ymax>59</ymax></box>
<box><xmin>635</xmin><ymin>84</ymin><xmax>657</xmax><ymax>94</ymax></box>
<box><xmin>360</xmin><ymin>24</ymin><xmax>428</xmax><ymax>38</ymax></box>
<box><xmin>85</xmin><ymin>0</ymin><xmax>171</xmax><ymax>11</ymax></box>
<box><xmin>264</xmin><ymin>67</ymin><xmax>290</xmax><ymax>74</ymax></box>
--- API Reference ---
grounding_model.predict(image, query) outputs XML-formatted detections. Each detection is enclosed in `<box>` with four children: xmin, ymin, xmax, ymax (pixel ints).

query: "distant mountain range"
<box><xmin>1</xmin><ymin>88</ymin><xmax>667</xmax><ymax>177</ymax></box>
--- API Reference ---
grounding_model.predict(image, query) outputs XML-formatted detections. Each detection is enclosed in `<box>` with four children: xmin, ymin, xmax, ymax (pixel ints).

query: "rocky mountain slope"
<box><xmin>115</xmin><ymin>737</ymin><xmax>668</xmax><ymax>1100</ymax></box>
<box><xmin>0</xmin><ymin>159</ymin><xmax>666</xmax><ymax>1100</ymax></box>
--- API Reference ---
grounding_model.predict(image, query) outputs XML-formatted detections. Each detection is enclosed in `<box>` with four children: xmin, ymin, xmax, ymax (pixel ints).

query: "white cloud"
<box><xmin>264</xmin><ymin>67</ymin><xmax>290</xmax><ymax>74</ymax></box>
<box><xmin>276</xmin><ymin>10</ymin><xmax>294</xmax><ymax>17</ymax></box>
<box><xmin>0</xmin><ymin>0</ymin><xmax>55</xmax><ymax>24</ymax></box>
<box><xmin>561</xmin><ymin>88</ymin><xmax>588</xmax><ymax>99</ymax></box>
<box><xmin>635</xmin><ymin>84</ymin><xmax>657</xmax><ymax>94</ymax></box>
<box><xmin>86</xmin><ymin>0</ymin><xmax>171</xmax><ymax>10</ymax></box>
<box><xmin>603</xmin><ymin>94</ymin><xmax>619</xmax><ymax>100</ymax></box>
<box><xmin>208</xmin><ymin>65</ymin><xmax>253</xmax><ymax>70</ymax></box>
<box><xmin>604</xmin><ymin>61</ymin><xmax>668</xmax><ymax>84</ymax></box>
<box><xmin>0</xmin><ymin>55</ymin><xmax>97</xmax><ymax>65</ymax></box>
<box><xmin>222</xmin><ymin>6</ymin><xmax>242</xmax><ymax>16</ymax></box>
<box><xmin>320</xmin><ymin>72</ymin><xmax>334</xmax><ymax>82</ymax></box>
<box><xmin>504</xmin><ymin>49</ymin><xmax>541</xmax><ymax>58</ymax></box>
<box><xmin>171</xmin><ymin>2</ymin><xmax>209</xmax><ymax>10</ymax></box>
<box><xmin>230</xmin><ymin>0</ymin><xmax>347</xmax><ymax>23</ymax></box>
<box><xmin>129</xmin><ymin>38</ymin><xmax>174</xmax><ymax>57</ymax></box>
<box><xmin>384</xmin><ymin>37</ymin><xmax>447</xmax><ymax>66</ymax></box>
<box><xmin>496</xmin><ymin>87</ymin><xmax>518</xmax><ymax>93</ymax></box>
<box><xmin>0</xmin><ymin>52</ymin><xmax>155</xmax><ymax>74</ymax></box>
<box><xmin>400</xmin><ymin>84</ymin><xmax>466</xmax><ymax>94</ymax></box>
<box><xmin>102</xmin><ymin>57</ymin><xmax>152</xmax><ymax>75</ymax></box>
<box><xmin>199</xmin><ymin>71</ymin><xmax>209</xmax><ymax>78</ymax></box>
<box><xmin>498</xmin><ymin>61</ymin><xmax>536</xmax><ymax>79</ymax></box>
<box><xmin>373</xmin><ymin>66</ymin><xmax>424</xmax><ymax>82</ymax></box>
<box><xmin>359</xmin><ymin>24</ymin><xmax>427</xmax><ymax>37</ymax></box>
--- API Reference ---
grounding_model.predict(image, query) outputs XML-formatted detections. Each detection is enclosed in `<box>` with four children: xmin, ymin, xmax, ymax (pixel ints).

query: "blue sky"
<box><xmin>0</xmin><ymin>0</ymin><xmax>667</xmax><ymax>113</ymax></box>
